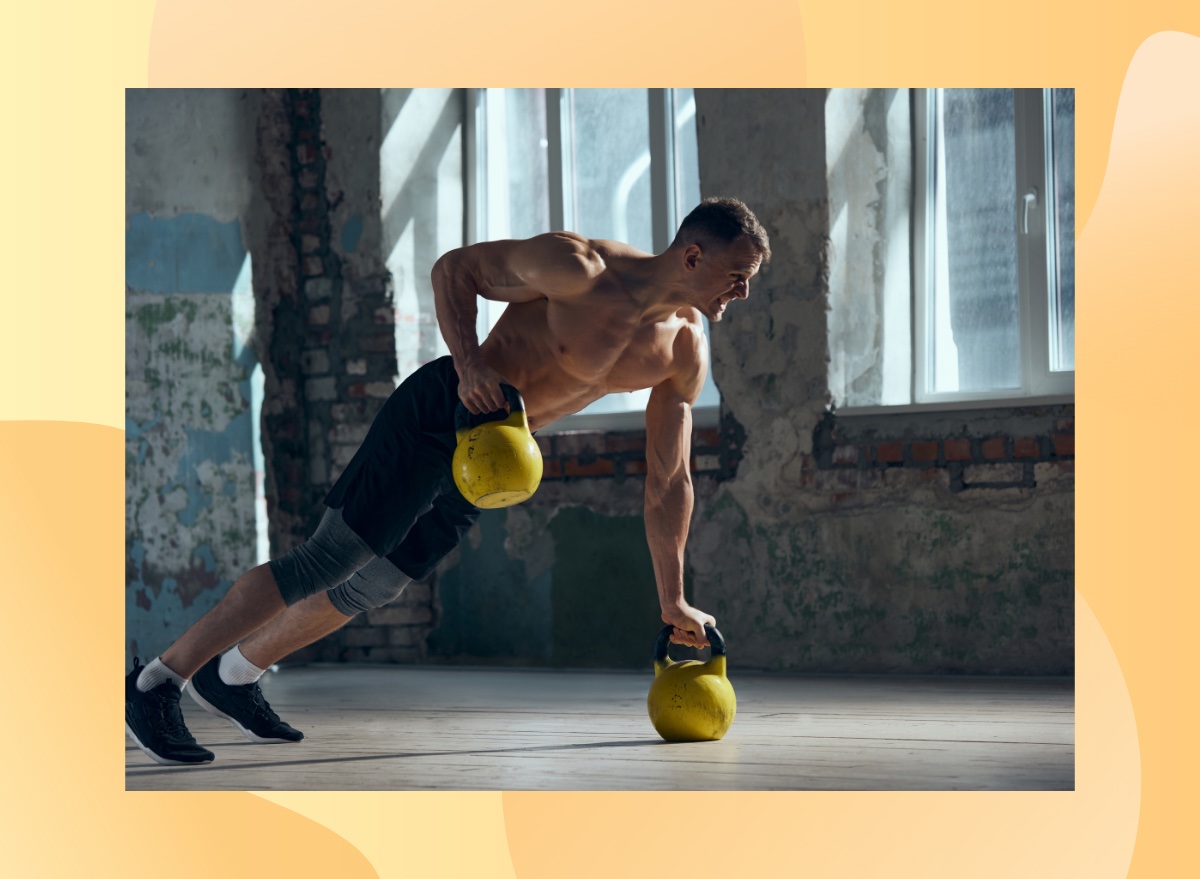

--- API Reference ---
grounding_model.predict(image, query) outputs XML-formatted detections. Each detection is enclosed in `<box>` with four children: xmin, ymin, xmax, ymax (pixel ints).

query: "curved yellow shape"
<box><xmin>503</xmin><ymin>589</ymin><xmax>1138</xmax><ymax>876</ymax></box>
<box><xmin>0</xmin><ymin>423</ymin><xmax>380</xmax><ymax>879</ymax></box>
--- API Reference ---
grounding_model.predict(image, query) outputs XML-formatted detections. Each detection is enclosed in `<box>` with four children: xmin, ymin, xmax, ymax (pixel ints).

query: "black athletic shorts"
<box><xmin>323</xmin><ymin>356</ymin><xmax>480</xmax><ymax>581</ymax></box>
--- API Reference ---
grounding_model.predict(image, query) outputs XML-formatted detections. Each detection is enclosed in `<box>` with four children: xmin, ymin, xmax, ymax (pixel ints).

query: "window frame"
<box><xmin>464</xmin><ymin>88</ymin><xmax>719</xmax><ymax>432</ymax></box>
<box><xmin>908</xmin><ymin>87</ymin><xmax>1074</xmax><ymax>409</ymax></box>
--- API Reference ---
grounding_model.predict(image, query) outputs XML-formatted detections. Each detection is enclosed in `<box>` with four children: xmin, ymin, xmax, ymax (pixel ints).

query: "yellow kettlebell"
<box><xmin>452</xmin><ymin>384</ymin><xmax>543</xmax><ymax>509</ymax></box>
<box><xmin>647</xmin><ymin>624</ymin><xmax>736</xmax><ymax>742</ymax></box>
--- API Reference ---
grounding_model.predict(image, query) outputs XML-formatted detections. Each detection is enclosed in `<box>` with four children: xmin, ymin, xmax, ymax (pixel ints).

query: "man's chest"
<box><xmin>544</xmin><ymin>300</ymin><xmax>677</xmax><ymax>391</ymax></box>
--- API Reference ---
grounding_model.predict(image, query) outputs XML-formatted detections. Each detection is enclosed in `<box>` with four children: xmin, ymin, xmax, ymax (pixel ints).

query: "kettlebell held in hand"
<box><xmin>452</xmin><ymin>384</ymin><xmax>544</xmax><ymax>509</ymax></box>
<box><xmin>647</xmin><ymin>624</ymin><xmax>736</xmax><ymax>742</ymax></box>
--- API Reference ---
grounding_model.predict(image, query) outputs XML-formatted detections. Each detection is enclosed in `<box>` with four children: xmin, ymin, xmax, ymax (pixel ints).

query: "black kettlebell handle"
<box><xmin>454</xmin><ymin>383</ymin><xmax>526</xmax><ymax>432</ymax></box>
<box><xmin>654</xmin><ymin>623</ymin><xmax>726</xmax><ymax>662</ymax></box>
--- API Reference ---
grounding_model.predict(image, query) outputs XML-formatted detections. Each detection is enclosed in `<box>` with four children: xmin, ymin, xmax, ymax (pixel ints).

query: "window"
<box><xmin>466</xmin><ymin>88</ymin><xmax>716</xmax><ymax>430</ymax></box>
<box><xmin>913</xmin><ymin>88</ymin><xmax>1075</xmax><ymax>404</ymax></box>
<box><xmin>828</xmin><ymin>88</ymin><xmax>1075</xmax><ymax>413</ymax></box>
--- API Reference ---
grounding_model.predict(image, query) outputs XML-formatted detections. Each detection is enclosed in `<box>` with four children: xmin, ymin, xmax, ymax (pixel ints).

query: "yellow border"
<box><xmin>3</xmin><ymin>2</ymin><xmax>1198</xmax><ymax>876</ymax></box>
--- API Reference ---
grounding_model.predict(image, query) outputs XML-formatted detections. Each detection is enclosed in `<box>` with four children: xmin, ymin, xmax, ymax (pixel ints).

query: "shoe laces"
<box><xmin>149</xmin><ymin>683</ymin><xmax>194</xmax><ymax>743</ymax></box>
<box><xmin>229</xmin><ymin>680</ymin><xmax>283</xmax><ymax>724</ymax></box>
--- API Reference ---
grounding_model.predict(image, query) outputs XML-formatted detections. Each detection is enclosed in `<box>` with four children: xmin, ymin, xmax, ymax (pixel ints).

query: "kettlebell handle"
<box><xmin>654</xmin><ymin>624</ymin><xmax>726</xmax><ymax>664</ymax></box>
<box><xmin>454</xmin><ymin>383</ymin><xmax>527</xmax><ymax>432</ymax></box>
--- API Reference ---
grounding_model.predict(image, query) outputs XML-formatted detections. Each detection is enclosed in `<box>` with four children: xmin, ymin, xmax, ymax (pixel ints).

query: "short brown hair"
<box><xmin>671</xmin><ymin>197</ymin><xmax>771</xmax><ymax>264</ymax></box>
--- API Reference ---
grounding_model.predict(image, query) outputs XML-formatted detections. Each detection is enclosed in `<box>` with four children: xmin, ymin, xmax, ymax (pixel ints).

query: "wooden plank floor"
<box><xmin>125</xmin><ymin>665</ymin><xmax>1074</xmax><ymax>791</ymax></box>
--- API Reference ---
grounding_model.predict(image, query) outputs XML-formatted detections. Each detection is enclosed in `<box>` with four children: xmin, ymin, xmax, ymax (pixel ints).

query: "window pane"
<box><xmin>673</xmin><ymin>88</ymin><xmax>702</xmax><ymax>219</ymax></box>
<box><xmin>1049</xmin><ymin>88</ymin><xmax>1075</xmax><ymax>372</ymax></box>
<box><xmin>569</xmin><ymin>89</ymin><xmax>654</xmax><ymax>253</ymax></box>
<box><xmin>502</xmin><ymin>89</ymin><xmax>551</xmax><ymax>240</ymax></box>
<box><xmin>931</xmin><ymin>88</ymin><xmax>1021</xmax><ymax>393</ymax></box>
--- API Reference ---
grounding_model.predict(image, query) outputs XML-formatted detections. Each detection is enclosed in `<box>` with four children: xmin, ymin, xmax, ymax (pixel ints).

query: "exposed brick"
<box><xmin>1056</xmin><ymin>418</ymin><xmax>1074</xmax><ymax>433</ymax></box>
<box><xmin>875</xmin><ymin>441</ymin><xmax>904</xmax><ymax>464</ymax></box>
<box><xmin>563</xmin><ymin>456</ymin><xmax>616</xmax><ymax>478</ymax></box>
<box><xmin>693</xmin><ymin>427</ymin><xmax>721</xmax><ymax>449</ymax></box>
<box><xmin>944</xmin><ymin>438</ymin><xmax>972</xmax><ymax>461</ymax></box>
<box><xmin>368</xmin><ymin>606</ymin><xmax>432</xmax><ymax>627</ymax></box>
<box><xmin>832</xmin><ymin>444</ymin><xmax>858</xmax><ymax>466</ymax></box>
<box><xmin>541</xmin><ymin>458</ymin><xmax>563</xmax><ymax>480</ymax></box>
<box><xmin>309</xmin><ymin>454</ymin><xmax>328</xmax><ymax>486</ymax></box>
<box><xmin>556</xmin><ymin>431</ymin><xmax>604</xmax><ymax>457</ymax></box>
<box><xmin>300</xmin><ymin>192</ymin><xmax>322</xmax><ymax>213</ymax></box>
<box><xmin>604</xmin><ymin>432</ymin><xmax>647</xmax><ymax>454</ymax></box>
<box><xmin>330</xmin><ymin>423</ymin><xmax>369</xmax><ymax>446</ymax></box>
<box><xmin>911</xmin><ymin>441</ymin><xmax>939</xmax><ymax>463</ymax></box>
<box><xmin>305</xmin><ymin>277</ymin><xmax>333</xmax><ymax>300</ymax></box>
<box><xmin>388</xmin><ymin>627</ymin><xmax>427</xmax><ymax>648</ymax></box>
<box><xmin>304</xmin><ymin>377</ymin><xmax>337</xmax><ymax>401</ymax></box>
<box><xmin>964</xmin><ymin>463</ymin><xmax>1027</xmax><ymax>486</ymax></box>
<box><xmin>298</xmin><ymin>168</ymin><xmax>319</xmax><ymax>190</ymax></box>
<box><xmin>622</xmin><ymin>458</ymin><xmax>648</xmax><ymax>476</ymax></box>
<box><xmin>301</xmin><ymin>234</ymin><xmax>321</xmax><ymax>254</ymax></box>
<box><xmin>346</xmin><ymin>358</ymin><xmax>367</xmax><ymax>375</ymax></box>
<box><xmin>357</xmin><ymin>331</ymin><xmax>396</xmax><ymax>352</ymax></box>
<box><xmin>981</xmin><ymin>437</ymin><xmax>1008</xmax><ymax>460</ymax></box>
<box><xmin>331</xmin><ymin>402</ymin><xmax>365</xmax><ymax>422</ymax></box>
<box><xmin>307</xmin><ymin>305</ymin><xmax>331</xmax><ymax>326</ymax></box>
<box><xmin>1014</xmin><ymin>437</ymin><xmax>1041</xmax><ymax>459</ymax></box>
<box><xmin>302</xmin><ymin>256</ymin><xmax>324</xmax><ymax>277</ymax></box>
<box><xmin>365</xmin><ymin>381</ymin><xmax>395</xmax><ymax>398</ymax></box>
<box><xmin>347</xmin><ymin>382</ymin><xmax>367</xmax><ymax>398</ymax></box>
<box><xmin>693</xmin><ymin>454</ymin><xmax>720</xmax><ymax>472</ymax></box>
<box><xmin>1051</xmin><ymin>434</ymin><xmax>1074</xmax><ymax>457</ymax></box>
<box><xmin>332</xmin><ymin>443</ymin><xmax>357</xmax><ymax>469</ymax></box>
<box><xmin>401</xmin><ymin>582</ymin><xmax>431</xmax><ymax>605</ymax></box>
<box><xmin>341</xmin><ymin>627</ymin><xmax>387</xmax><ymax>648</ymax></box>
<box><xmin>295</xmin><ymin>143</ymin><xmax>318</xmax><ymax>165</ymax></box>
<box><xmin>372</xmin><ymin>306</ymin><xmax>396</xmax><ymax>325</ymax></box>
<box><xmin>300</xmin><ymin>350</ymin><xmax>330</xmax><ymax>375</ymax></box>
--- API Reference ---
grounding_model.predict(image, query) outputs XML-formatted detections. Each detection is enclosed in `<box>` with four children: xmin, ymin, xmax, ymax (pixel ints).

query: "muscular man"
<box><xmin>125</xmin><ymin>197</ymin><xmax>770</xmax><ymax>766</ymax></box>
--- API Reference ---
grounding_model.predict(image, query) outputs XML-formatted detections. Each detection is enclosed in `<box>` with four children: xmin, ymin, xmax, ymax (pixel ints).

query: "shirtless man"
<box><xmin>125</xmin><ymin>197</ymin><xmax>770</xmax><ymax>766</ymax></box>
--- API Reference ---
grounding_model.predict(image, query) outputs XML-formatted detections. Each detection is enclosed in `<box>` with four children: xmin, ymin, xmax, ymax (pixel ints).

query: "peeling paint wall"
<box><xmin>125</xmin><ymin>89</ymin><xmax>259</xmax><ymax>662</ymax></box>
<box><xmin>688</xmin><ymin>88</ymin><xmax>1073</xmax><ymax>674</ymax></box>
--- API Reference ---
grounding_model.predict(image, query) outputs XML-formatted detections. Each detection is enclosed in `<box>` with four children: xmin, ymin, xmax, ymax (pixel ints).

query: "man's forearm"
<box><xmin>645</xmin><ymin>476</ymin><xmax>693</xmax><ymax>610</ymax></box>
<box><xmin>431</xmin><ymin>252</ymin><xmax>483</xmax><ymax>369</ymax></box>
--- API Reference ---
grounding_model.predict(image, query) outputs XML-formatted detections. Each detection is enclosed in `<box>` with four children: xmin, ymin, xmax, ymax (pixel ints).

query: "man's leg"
<box><xmin>127</xmin><ymin>508</ymin><xmax>376</xmax><ymax>764</ymax></box>
<box><xmin>159</xmin><ymin>562</ymin><xmax>288</xmax><ymax>680</ymax></box>
<box><xmin>186</xmin><ymin>558</ymin><xmax>412</xmax><ymax>743</ymax></box>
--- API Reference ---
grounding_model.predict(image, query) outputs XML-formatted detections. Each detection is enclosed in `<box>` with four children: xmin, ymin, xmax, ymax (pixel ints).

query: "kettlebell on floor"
<box><xmin>452</xmin><ymin>384</ymin><xmax>543</xmax><ymax>508</ymax></box>
<box><xmin>647</xmin><ymin>624</ymin><xmax>736</xmax><ymax>742</ymax></box>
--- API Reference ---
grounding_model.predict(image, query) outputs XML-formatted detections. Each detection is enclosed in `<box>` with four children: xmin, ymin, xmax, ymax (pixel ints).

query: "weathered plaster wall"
<box><xmin>688</xmin><ymin>88</ymin><xmax>1073</xmax><ymax>673</ymax></box>
<box><xmin>125</xmin><ymin>89</ymin><xmax>259</xmax><ymax>662</ymax></box>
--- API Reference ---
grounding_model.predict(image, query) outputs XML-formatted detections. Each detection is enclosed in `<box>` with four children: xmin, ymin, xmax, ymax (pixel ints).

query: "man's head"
<box><xmin>671</xmin><ymin>197</ymin><xmax>770</xmax><ymax>321</ymax></box>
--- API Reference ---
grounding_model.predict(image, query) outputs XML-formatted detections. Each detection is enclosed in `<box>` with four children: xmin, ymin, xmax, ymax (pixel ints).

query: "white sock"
<box><xmin>219</xmin><ymin>644</ymin><xmax>267</xmax><ymax>686</ymax></box>
<box><xmin>137</xmin><ymin>657</ymin><xmax>188</xmax><ymax>692</ymax></box>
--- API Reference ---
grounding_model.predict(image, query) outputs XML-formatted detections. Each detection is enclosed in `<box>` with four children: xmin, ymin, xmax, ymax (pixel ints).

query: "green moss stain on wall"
<box><xmin>548</xmin><ymin>506</ymin><xmax>683</xmax><ymax>668</ymax></box>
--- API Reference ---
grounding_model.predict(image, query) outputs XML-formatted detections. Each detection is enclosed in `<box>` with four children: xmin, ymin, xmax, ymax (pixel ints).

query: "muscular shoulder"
<box><xmin>665</xmin><ymin>309</ymin><xmax>708</xmax><ymax>404</ymax></box>
<box><xmin>513</xmin><ymin>232</ymin><xmax>606</xmax><ymax>295</ymax></box>
<box><xmin>435</xmin><ymin>232</ymin><xmax>606</xmax><ymax>303</ymax></box>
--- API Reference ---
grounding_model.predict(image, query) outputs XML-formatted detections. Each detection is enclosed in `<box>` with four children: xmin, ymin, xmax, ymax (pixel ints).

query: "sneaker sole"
<box><xmin>187</xmin><ymin>684</ymin><xmax>299</xmax><ymax>744</ymax></box>
<box><xmin>125</xmin><ymin>722</ymin><xmax>214</xmax><ymax>766</ymax></box>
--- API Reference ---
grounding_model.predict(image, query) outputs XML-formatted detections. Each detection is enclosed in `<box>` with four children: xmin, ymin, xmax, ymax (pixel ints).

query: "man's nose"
<box><xmin>735</xmin><ymin>280</ymin><xmax>750</xmax><ymax>299</ymax></box>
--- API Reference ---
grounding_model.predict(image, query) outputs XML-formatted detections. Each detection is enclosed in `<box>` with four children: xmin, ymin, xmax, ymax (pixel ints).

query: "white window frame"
<box><xmin>908</xmin><ymin>87</ymin><xmax>1074</xmax><ymax>409</ymax></box>
<box><xmin>464</xmin><ymin>88</ymin><xmax>718</xmax><ymax>432</ymax></box>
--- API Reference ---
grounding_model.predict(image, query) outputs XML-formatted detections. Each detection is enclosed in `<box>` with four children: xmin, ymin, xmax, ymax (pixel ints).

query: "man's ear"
<box><xmin>683</xmin><ymin>243</ymin><xmax>703</xmax><ymax>271</ymax></box>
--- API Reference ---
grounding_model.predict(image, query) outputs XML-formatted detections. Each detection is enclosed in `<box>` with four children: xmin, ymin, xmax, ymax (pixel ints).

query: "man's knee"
<box><xmin>269</xmin><ymin>508</ymin><xmax>377</xmax><ymax>607</ymax></box>
<box><xmin>327</xmin><ymin>557</ymin><xmax>412</xmax><ymax>616</ymax></box>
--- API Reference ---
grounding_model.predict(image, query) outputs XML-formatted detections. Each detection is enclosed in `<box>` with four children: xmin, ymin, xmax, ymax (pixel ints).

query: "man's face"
<box><xmin>695</xmin><ymin>237</ymin><xmax>763</xmax><ymax>322</ymax></box>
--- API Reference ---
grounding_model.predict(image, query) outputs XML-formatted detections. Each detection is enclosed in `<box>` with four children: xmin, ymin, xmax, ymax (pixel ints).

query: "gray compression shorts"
<box><xmin>268</xmin><ymin>507</ymin><xmax>412</xmax><ymax>616</ymax></box>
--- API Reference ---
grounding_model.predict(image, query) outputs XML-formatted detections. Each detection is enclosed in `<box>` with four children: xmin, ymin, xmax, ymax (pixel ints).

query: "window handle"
<box><xmin>1022</xmin><ymin>187</ymin><xmax>1039</xmax><ymax>234</ymax></box>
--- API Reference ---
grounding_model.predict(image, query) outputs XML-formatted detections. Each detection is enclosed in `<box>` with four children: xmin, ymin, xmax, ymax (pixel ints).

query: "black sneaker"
<box><xmin>125</xmin><ymin>658</ymin><xmax>215</xmax><ymax>766</ymax></box>
<box><xmin>188</xmin><ymin>655</ymin><xmax>304</xmax><ymax>744</ymax></box>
